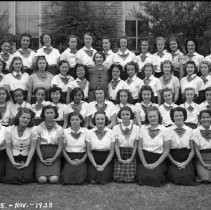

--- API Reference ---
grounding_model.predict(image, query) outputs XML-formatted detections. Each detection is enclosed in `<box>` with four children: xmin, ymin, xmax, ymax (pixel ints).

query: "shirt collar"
<box><xmin>111</xmin><ymin>77</ymin><xmax>121</xmax><ymax>82</ymax></box>
<box><xmin>146</xmin><ymin>124</ymin><xmax>163</xmax><ymax>130</ymax></box>
<box><xmin>187</xmin><ymin>74</ymin><xmax>196</xmax><ymax>78</ymax></box>
<box><xmin>118</xmin><ymin>49</ymin><xmax>129</xmax><ymax>55</ymax></box>
<box><xmin>83</xmin><ymin>46</ymin><xmax>93</xmax><ymax>51</ymax></box>
<box><xmin>164</xmin><ymin>102</ymin><xmax>174</xmax><ymax>107</ymax></box>
<box><xmin>17</xmin><ymin>101</ymin><xmax>26</xmax><ymax>107</ymax></box>
<box><xmin>171</xmin><ymin>124</ymin><xmax>187</xmax><ymax>130</ymax></box>
<box><xmin>128</xmin><ymin>74</ymin><xmax>137</xmax><ymax>81</ymax></box>
<box><xmin>156</xmin><ymin>50</ymin><xmax>167</xmax><ymax>55</ymax></box>
<box><xmin>43</xmin><ymin>46</ymin><xmax>53</xmax><ymax>49</ymax></box>
<box><xmin>198</xmin><ymin>125</ymin><xmax>211</xmax><ymax>131</ymax></box>
<box><xmin>13</xmin><ymin>71</ymin><xmax>22</xmax><ymax>76</ymax></box>
<box><xmin>59</xmin><ymin>73</ymin><xmax>70</xmax><ymax>79</ymax></box>
<box><xmin>121</xmin><ymin>122</ymin><xmax>133</xmax><ymax>130</ymax></box>
<box><xmin>66</xmin><ymin>127</ymin><xmax>84</xmax><ymax>134</ymax></box>
<box><xmin>141</xmin><ymin>101</ymin><xmax>152</xmax><ymax>107</ymax></box>
<box><xmin>104</xmin><ymin>50</ymin><xmax>113</xmax><ymax>55</ymax></box>
<box><xmin>92</xmin><ymin>126</ymin><xmax>109</xmax><ymax>132</ymax></box>
<box><xmin>172</xmin><ymin>49</ymin><xmax>180</xmax><ymax>55</ymax></box>
<box><xmin>185</xmin><ymin>101</ymin><xmax>195</xmax><ymax>107</ymax></box>
<box><xmin>36</xmin><ymin>100</ymin><xmax>46</xmax><ymax>105</ymax></box>
<box><xmin>75</xmin><ymin>78</ymin><xmax>86</xmax><ymax>82</ymax></box>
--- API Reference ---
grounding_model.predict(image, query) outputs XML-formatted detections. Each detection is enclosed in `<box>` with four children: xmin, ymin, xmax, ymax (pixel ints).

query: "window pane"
<box><xmin>128</xmin><ymin>38</ymin><xmax>136</xmax><ymax>51</ymax></box>
<box><xmin>28</xmin><ymin>2</ymin><xmax>39</xmax><ymax>15</ymax></box>
<box><xmin>125</xmin><ymin>20</ymin><xmax>136</xmax><ymax>37</ymax></box>
<box><xmin>16</xmin><ymin>15</ymin><xmax>27</xmax><ymax>34</ymax></box>
<box><xmin>138</xmin><ymin>20</ymin><xmax>149</xmax><ymax>36</ymax></box>
<box><xmin>16</xmin><ymin>2</ymin><xmax>28</xmax><ymax>15</ymax></box>
<box><xmin>28</xmin><ymin>15</ymin><xmax>39</xmax><ymax>37</ymax></box>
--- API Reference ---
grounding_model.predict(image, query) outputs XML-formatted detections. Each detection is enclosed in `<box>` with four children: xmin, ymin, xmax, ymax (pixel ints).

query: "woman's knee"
<box><xmin>49</xmin><ymin>176</ymin><xmax>59</xmax><ymax>184</ymax></box>
<box><xmin>38</xmin><ymin>176</ymin><xmax>47</xmax><ymax>184</ymax></box>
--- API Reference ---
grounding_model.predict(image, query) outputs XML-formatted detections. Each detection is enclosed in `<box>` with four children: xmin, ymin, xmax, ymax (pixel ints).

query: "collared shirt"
<box><xmin>201</xmin><ymin>74</ymin><xmax>211</xmax><ymax>90</ymax></box>
<box><xmin>136</xmin><ymin>52</ymin><xmax>154</xmax><ymax>71</ymax></box>
<box><xmin>5</xmin><ymin>125</ymin><xmax>38</xmax><ymax>156</ymax></box>
<box><xmin>64</xmin><ymin>101</ymin><xmax>89</xmax><ymax>119</ymax></box>
<box><xmin>112</xmin><ymin>123</ymin><xmax>139</xmax><ymax>148</ymax></box>
<box><xmin>134</xmin><ymin>102</ymin><xmax>158</xmax><ymax>122</ymax></box>
<box><xmin>12</xmin><ymin>49</ymin><xmax>36</xmax><ymax>69</ymax></box>
<box><xmin>139</xmin><ymin>124</ymin><xmax>170</xmax><ymax>154</ymax></box>
<box><xmin>205</xmin><ymin>54</ymin><xmax>211</xmax><ymax>64</ymax></box>
<box><xmin>68</xmin><ymin>78</ymin><xmax>89</xmax><ymax>99</ymax></box>
<box><xmin>9</xmin><ymin>101</ymin><xmax>32</xmax><ymax>119</ymax></box>
<box><xmin>108</xmin><ymin>78</ymin><xmax>129</xmax><ymax>100</ymax></box>
<box><xmin>103</xmin><ymin>50</ymin><xmax>115</xmax><ymax>69</ymax></box>
<box><xmin>152</xmin><ymin>50</ymin><xmax>173</xmax><ymax>72</ymax></box>
<box><xmin>198</xmin><ymin>101</ymin><xmax>211</xmax><ymax>113</ymax></box>
<box><xmin>36</xmin><ymin>46</ymin><xmax>60</xmax><ymax>65</ymax></box>
<box><xmin>180</xmin><ymin>102</ymin><xmax>199</xmax><ymax>124</ymax></box>
<box><xmin>0</xmin><ymin>52</ymin><xmax>13</xmax><ymax>69</ymax></box>
<box><xmin>0</xmin><ymin>125</ymin><xmax>6</xmax><ymax>150</ymax></box>
<box><xmin>50</xmin><ymin>102</ymin><xmax>67</xmax><ymax>121</ymax></box>
<box><xmin>76</xmin><ymin>46</ymin><xmax>97</xmax><ymax>67</ymax></box>
<box><xmin>167</xmin><ymin>124</ymin><xmax>193</xmax><ymax>149</ymax></box>
<box><xmin>87</xmin><ymin>100</ymin><xmax>115</xmax><ymax>120</ymax></box>
<box><xmin>0</xmin><ymin>101</ymin><xmax>13</xmax><ymax>126</ymax></box>
<box><xmin>51</xmin><ymin>74</ymin><xmax>74</xmax><ymax>92</ymax></box>
<box><xmin>158</xmin><ymin>103</ymin><xmax>178</xmax><ymax>126</ymax></box>
<box><xmin>192</xmin><ymin>125</ymin><xmax>211</xmax><ymax>150</ymax></box>
<box><xmin>180</xmin><ymin>74</ymin><xmax>203</xmax><ymax>95</ymax></box>
<box><xmin>36</xmin><ymin>121</ymin><xmax>63</xmax><ymax>145</ymax></box>
<box><xmin>60</xmin><ymin>47</ymin><xmax>77</xmax><ymax>68</ymax></box>
<box><xmin>64</xmin><ymin>127</ymin><xmax>88</xmax><ymax>153</ymax></box>
<box><xmin>4</xmin><ymin>72</ymin><xmax>29</xmax><ymax>91</ymax></box>
<box><xmin>0</xmin><ymin>73</ymin><xmax>6</xmax><ymax>87</ymax></box>
<box><xmin>183</xmin><ymin>52</ymin><xmax>204</xmax><ymax>67</ymax></box>
<box><xmin>145</xmin><ymin>75</ymin><xmax>162</xmax><ymax>97</ymax></box>
<box><xmin>31</xmin><ymin>100</ymin><xmax>51</xmax><ymax>118</ymax></box>
<box><xmin>86</xmin><ymin>127</ymin><xmax>115</xmax><ymax>150</ymax></box>
<box><xmin>111</xmin><ymin>49</ymin><xmax>137</xmax><ymax>67</ymax></box>
<box><xmin>126</xmin><ymin>75</ymin><xmax>144</xmax><ymax>99</ymax></box>
<box><xmin>171</xmin><ymin>50</ymin><xmax>185</xmax><ymax>70</ymax></box>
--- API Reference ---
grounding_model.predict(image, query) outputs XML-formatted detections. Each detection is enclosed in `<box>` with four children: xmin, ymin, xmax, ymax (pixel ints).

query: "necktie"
<box><xmin>71</xmin><ymin>132</ymin><xmax>81</xmax><ymax>139</ymax></box>
<box><xmin>60</xmin><ymin>75</ymin><xmax>69</xmax><ymax>84</ymax></box>
<box><xmin>157</xmin><ymin>52</ymin><xmax>164</xmax><ymax>58</ymax></box>
<box><xmin>174</xmin><ymin>127</ymin><xmax>186</xmax><ymax>137</ymax></box>
<box><xmin>84</xmin><ymin>49</ymin><xmax>93</xmax><ymax>57</ymax></box>
<box><xmin>118</xmin><ymin>52</ymin><xmax>129</xmax><ymax>60</ymax></box>
<box><xmin>95</xmin><ymin>130</ymin><xmax>106</xmax><ymax>140</ymax></box>
<box><xmin>144</xmin><ymin>78</ymin><xmax>151</xmax><ymax>85</ymax></box>
<box><xmin>187</xmin><ymin>54</ymin><xmax>194</xmax><ymax>60</ymax></box>
<box><xmin>141</xmin><ymin>104</ymin><xmax>152</xmax><ymax>113</ymax></box>
<box><xmin>111</xmin><ymin>80</ymin><xmax>120</xmax><ymax>90</ymax></box>
<box><xmin>201</xmin><ymin>76</ymin><xmax>208</xmax><ymax>84</ymax></box>
<box><xmin>187</xmin><ymin>75</ymin><xmax>197</xmax><ymax>82</ymax></box>
<box><xmin>35</xmin><ymin>103</ymin><xmax>43</xmax><ymax>111</ymax></box>
<box><xmin>71</xmin><ymin>103</ymin><xmax>82</xmax><ymax>113</ymax></box>
<box><xmin>43</xmin><ymin>48</ymin><xmax>53</xmax><ymax>54</ymax></box>
<box><xmin>95</xmin><ymin>103</ymin><xmax>107</xmax><ymax>112</ymax></box>
<box><xmin>163</xmin><ymin>104</ymin><xmax>173</xmax><ymax>111</ymax></box>
<box><xmin>18</xmin><ymin>49</ymin><xmax>31</xmax><ymax>57</ymax></box>
<box><xmin>140</xmin><ymin>54</ymin><xmax>147</xmax><ymax>62</ymax></box>
<box><xmin>76</xmin><ymin>80</ymin><xmax>87</xmax><ymax>90</ymax></box>
<box><xmin>127</xmin><ymin>78</ymin><xmax>133</xmax><ymax>85</ymax></box>
<box><xmin>13</xmin><ymin>73</ymin><xmax>21</xmax><ymax>80</ymax></box>
<box><xmin>200</xmin><ymin>130</ymin><xmax>211</xmax><ymax>141</ymax></box>
<box><xmin>187</xmin><ymin>105</ymin><xmax>194</xmax><ymax>112</ymax></box>
<box><xmin>148</xmin><ymin>127</ymin><xmax>160</xmax><ymax>139</ymax></box>
<box><xmin>70</xmin><ymin>49</ymin><xmax>77</xmax><ymax>54</ymax></box>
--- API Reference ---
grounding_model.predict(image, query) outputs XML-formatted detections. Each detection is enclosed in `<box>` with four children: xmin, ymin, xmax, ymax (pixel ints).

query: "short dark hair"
<box><xmin>185</xmin><ymin>38</ymin><xmax>198</xmax><ymax>53</ymax></box>
<box><xmin>199</xmin><ymin>60</ymin><xmax>211</xmax><ymax>73</ymax></box>
<box><xmin>49</xmin><ymin>86</ymin><xmax>63</xmax><ymax>103</ymax></box>
<box><xmin>144</xmin><ymin>106</ymin><xmax>163</xmax><ymax>125</ymax></box>
<box><xmin>12</xmin><ymin>88</ymin><xmax>25</xmax><ymax>103</ymax></box>
<box><xmin>0</xmin><ymin>87</ymin><xmax>10</xmax><ymax>101</ymax></box>
<box><xmin>115</xmin><ymin>89</ymin><xmax>133</xmax><ymax>104</ymax></box>
<box><xmin>124</xmin><ymin>61</ymin><xmax>139</xmax><ymax>73</ymax></box>
<box><xmin>66</xmin><ymin>34</ymin><xmax>78</xmax><ymax>46</ymax></box>
<box><xmin>205</xmin><ymin>86</ymin><xmax>211</xmax><ymax>94</ymax></box>
<box><xmin>69</xmin><ymin>87</ymin><xmax>84</xmax><ymax>102</ymax></box>
<box><xmin>138</xmin><ymin>37</ymin><xmax>150</xmax><ymax>51</ymax></box>
<box><xmin>83</xmin><ymin>32</ymin><xmax>95</xmax><ymax>44</ymax></box>
<box><xmin>183</xmin><ymin>60</ymin><xmax>198</xmax><ymax>76</ymax></box>
<box><xmin>168</xmin><ymin>36</ymin><xmax>183</xmax><ymax>52</ymax></box>
<box><xmin>198</xmin><ymin>110</ymin><xmax>211</xmax><ymax>124</ymax></box>
<box><xmin>13</xmin><ymin>107</ymin><xmax>35</xmax><ymax>127</ymax></box>
<box><xmin>91</xmin><ymin>110</ymin><xmax>109</xmax><ymax>126</ymax></box>
<box><xmin>138</xmin><ymin>85</ymin><xmax>154</xmax><ymax>103</ymax></box>
<box><xmin>55</xmin><ymin>59</ymin><xmax>70</xmax><ymax>75</ymax></box>
<box><xmin>19</xmin><ymin>33</ymin><xmax>32</xmax><ymax>48</ymax></box>
<box><xmin>108</xmin><ymin>63</ymin><xmax>124</xmax><ymax>82</ymax></box>
<box><xmin>0</xmin><ymin>58</ymin><xmax>6</xmax><ymax>72</ymax></box>
<box><xmin>101</xmin><ymin>37</ymin><xmax>113</xmax><ymax>50</ymax></box>
<box><xmin>117</xmin><ymin>106</ymin><xmax>134</xmax><ymax>119</ymax></box>
<box><xmin>34</xmin><ymin>55</ymin><xmax>48</xmax><ymax>72</ymax></box>
<box><xmin>73</xmin><ymin>63</ymin><xmax>89</xmax><ymax>80</ymax></box>
<box><xmin>40</xmin><ymin>104</ymin><xmax>59</xmax><ymax>120</ymax></box>
<box><xmin>142</xmin><ymin>63</ymin><xmax>155</xmax><ymax>77</ymax></box>
<box><xmin>9</xmin><ymin>56</ymin><xmax>24</xmax><ymax>73</ymax></box>
<box><xmin>183</xmin><ymin>87</ymin><xmax>197</xmax><ymax>101</ymax></box>
<box><xmin>161</xmin><ymin>87</ymin><xmax>173</xmax><ymax>103</ymax></box>
<box><xmin>117</xmin><ymin>36</ymin><xmax>129</xmax><ymax>48</ymax></box>
<box><xmin>33</xmin><ymin>87</ymin><xmax>46</xmax><ymax>97</ymax></box>
<box><xmin>40</xmin><ymin>33</ymin><xmax>53</xmax><ymax>46</ymax></box>
<box><xmin>160</xmin><ymin>60</ymin><xmax>174</xmax><ymax>74</ymax></box>
<box><xmin>170</xmin><ymin>107</ymin><xmax>187</xmax><ymax>122</ymax></box>
<box><xmin>94</xmin><ymin>85</ymin><xmax>108</xmax><ymax>101</ymax></box>
<box><xmin>66</xmin><ymin>111</ymin><xmax>85</xmax><ymax>127</ymax></box>
<box><xmin>93</xmin><ymin>51</ymin><xmax>106</xmax><ymax>62</ymax></box>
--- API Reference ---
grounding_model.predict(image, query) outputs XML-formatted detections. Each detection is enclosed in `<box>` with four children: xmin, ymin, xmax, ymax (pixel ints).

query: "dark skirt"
<box><xmin>196</xmin><ymin>149</ymin><xmax>211</xmax><ymax>182</ymax></box>
<box><xmin>61</xmin><ymin>152</ymin><xmax>87</xmax><ymax>185</ymax></box>
<box><xmin>184</xmin><ymin>122</ymin><xmax>197</xmax><ymax>129</ymax></box>
<box><xmin>0</xmin><ymin>149</ymin><xmax>6</xmax><ymax>182</ymax></box>
<box><xmin>167</xmin><ymin>148</ymin><xmax>196</xmax><ymax>186</ymax></box>
<box><xmin>4</xmin><ymin>155</ymin><xmax>35</xmax><ymax>184</ymax></box>
<box><xmin>33</xmin><ymin>118</ymin><xmax>43</xmax><ymax>126</ymax></box>
<box><xmin>113</xmin><ymin>147</ymin><xmax>137</xmax><ymax>182</ymax></box>
<box><xmin>136</xmin><ymin>150</ymin><xmax>167</xmax><ymax>187</ymax></box>
<box><xmin>36</xmin><ymin>145</ymin><xmax>61</xmax><ymax>178</ymax></box>
<box><xmin>88</xmin><ymin>150</ymin><xmax>113</xmax><ymax>183</ymax></box>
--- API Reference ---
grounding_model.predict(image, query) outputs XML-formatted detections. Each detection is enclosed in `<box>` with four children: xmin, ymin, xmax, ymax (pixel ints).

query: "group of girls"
<box><xmin>0</xmin><ymin>32</ymin><xmax>211</xmax><ymax>187</ymax></box>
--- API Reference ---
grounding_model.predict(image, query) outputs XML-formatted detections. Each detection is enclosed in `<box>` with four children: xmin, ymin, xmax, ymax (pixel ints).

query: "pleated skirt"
<box><xmin>4</xmin><ymin>155</ymin><xmax>35</xmax><ymax>184</ymax></box>
<box><xmin>0</xmin><ymin>149</ymin><xmax>6</xmax><ymax>182</ymax></box>
<box><xmin>36</xmin><ymin>145</ymin><xmax>61</xmax><ymax>178</ymax></box>
<box><xmin>61</xmin><ymin>152</ymin><xmax>87</xmax><ymax>185</ymax></box>
<box><xmin>88</xmin><ymin>150</ymin><xmax>113</xmax><ymax>183</ymax></box>
<box><xmin>136</xmin><ymin>150</ymin><xmax>167</xmax><ymax>187</ymax></box>
<box><xmin>196</xmin><ymin>149</ymin><xmax>211</xmax><ymax>182</ymax></box>
<box><xmin>113</xmin><ymin>147</ymin><xmax>137</xmax><ymax>183</ymax></box>
<box><xmin>167</xmin><ymin>148</ymin><xmax>197</xmax><ymax>186</ymax></box>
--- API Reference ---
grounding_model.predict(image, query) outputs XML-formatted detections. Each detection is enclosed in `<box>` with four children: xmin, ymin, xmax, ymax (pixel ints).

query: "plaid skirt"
<box><xmin>4</xmin><ymin>155</ymin><xmax>35</xmax><ymax>184</ymax></box>
<box><xmin>36</xmin><ymin>145</ymin><xmax>61</xmax><ymax>178</ymax></box>
<box><xmin>113</xmin><ymin>147</ymin><xmax>136</xmax><ymax>183</ymax></box>
<box><xmin>136</xmin><ymin>150</ymin><xmax>167</xmax><ymax>187</ymax></box>
<box><xmin>88</xmin><ymin>150</ymin><xmax>113</xmax><ymax>183</ymax></box>
<box><xmin>61</xmin><ymin>152</ymin><xmax>87</xmax><ymax>185</ymax></box>
<box><xmin>0</xmin><ymin>149</ymin><xmax>6</xmax><ymax>182</ymax></box>
<box><xmin>196</xmin><ymin>149</ymin><xmax>211</xmax><ymax>182</ymax></box>
<box><xmin>167</xmin><ymin>148</ymin><xmax>197</xmax><ymax>186</ymax></box>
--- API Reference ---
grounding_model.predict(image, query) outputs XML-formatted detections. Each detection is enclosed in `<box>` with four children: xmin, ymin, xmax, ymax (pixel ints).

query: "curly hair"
<box><xmin>69</xmin><ymin>87</ymin><xmax>84</xmax><ymax>102</ymax></box>
<box><xmin>108</xmin><ymin>63</ymin><xmax>124</xmax><ymax>82</ymax></box>
<box><xmin>198</xmin><ymin>110</ymin><xmax>211</xmax><ymax>124</ymax></box>
<box><xmin>138</xmin><ymin>85</ymin><xmax>154</xmax><ymax>103</ymax></box>
<box><xmin>144</xmin><ymin>106</ymin><xmax>163</xmax><ymax>125</ymax></box>
<box><xmin>170</xmin><ymin>107</ymin><xmax>187</xmax><ymax>122</ymax></box>
<box><xmin>34</xmin><ymin>55</ymin><xmax>49</xmax><ymax>72</ymax></box>
<box><xmin>9</xmin><ymin>56</ymin><xmax>24</xmax><ymax>73</ymax></box>
<box><xmin>93</xmin><ymin>51</ymin><xmax>106</xmax><ymax>63</ymax></box>
<box><xmin>115</xmin><ymin>89</ymin><xmax>133</xmax><ymax>105</ymax></box>
<box><xmin>161</xmin><ymin>87</ymin><xmax>173</xmax><ymax>104</ymax></box>
<box><xmin>40</xmin><ymin>104</ymin><xmax>59</xmax><ymax>120</ymax></box>
<box><xmin>0</xmin><ymin>87</ymin><xmax>10</xmax><ymax>101</ymax></box>
<box><xmin>124</xmin><ymin>61</ymin><xmax>139</xmax><ymax>73</ymax></box>
<box><xmin>19</xmin><ymin>33</ymin><xmax>32</xmax><ymax>49</ymax></box>
<box><xmin>66</xmin><ymin>111</ymin><xmax>85</xmax><ymax>127</ymax></box>
<box><xmin>117</xmin><ymin>106</ymin><xmax>134</xmax><ymax>120</ymax></box>
<box><xmin>160</xmin><ymin>60</ymin><xmax>174</xmax><ymax>74</ymax></box>
<box><xmin>40</xmin><ymin>33</ymin><xmax>53</xmax><ymax>46</ymax></box>
<box><xmin>91</xmin><ymin>110</ymin><xmax>109</xmax><ymax>126</ymax></box>
<box><xmin>183</xmin><ymin>60</ymin><xmax>198</xmax><ymax>76</ymax></box>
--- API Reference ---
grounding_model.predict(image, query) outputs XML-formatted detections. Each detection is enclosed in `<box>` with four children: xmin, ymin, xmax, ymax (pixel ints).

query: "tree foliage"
<box><xmin>41</xmin><ymin>1</ymin><xmax>119</xmax><ymax>52</ymax></box>
<box><xmin>133</xmin><ymin>1</ymin><xmax>211</xmax><ymax>54</ymax></box>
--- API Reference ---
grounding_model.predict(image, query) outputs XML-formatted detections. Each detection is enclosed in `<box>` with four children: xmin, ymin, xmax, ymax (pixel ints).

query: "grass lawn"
<box><xmin>0</xmin><ymin>182</ymin><xmax>211</xmax><ymax>210</ymax></box>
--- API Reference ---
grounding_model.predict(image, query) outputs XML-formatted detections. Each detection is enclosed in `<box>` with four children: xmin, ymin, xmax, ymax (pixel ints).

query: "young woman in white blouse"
<box><xmin>167</xmin><ymin>107</ymin><xmax>196</xmax><ymax>185</ymax></box>
<box><xmin>4</xmin><ymin>108</ymin><xmax>37</xmax><ymax>184</ymax></box>
<box><xmin>136</xmin><ymin>106</ymin><xmax>170</xmax><ymax>187</ymax></box>
<box><xmin>61</xmin><ymin>112</ymin><xmax>88</xmax><ymax>185</ymax></box>
<box><xmin>193</xmin><ymin>110</ymin><xmax>211</xmax><ymax>183</ymax></box>
<box><xmin>86</xmin><ymin>110</ymin><xmax>115</xmax><ymax>184</ymax></box>
<box><xmin>36</xmin><ymin>33</ymin><xmax>60</xmax><ymax>75</ymax></box>
<box><xmin>36</xmin><ymin>105</ymin><xmax>63</xmax><ymax>184</ymax></box>
<box><xmin>135</xmin><ymin>85</ymin><xmax>158</xmax><ymax>127</ymax></box>
<box><xmin>76</xmin><ymin>32</ymin><xmax>97</xmax><ymax>69</ymax></box>
<box><xmin>113</xmin><ymin>106</ymin><xmax>139</xmax><ymax>182</ymax></box>
<box><xmin>0</xmin><ymin>124</ymin><xmax>6</xmax><ymax>182</ymax></box>
<box><xmin>199</xmin><ymin>87</ymin><xmax>211</xmax><ymax>113</ymax></box>
<box><xmin>12</xmin><ymin>33</ymin><xmax>36</xmax><ymax>75</ymax></box>
<box><xmin>108</xmin><ymin>63</ymin><xmax>129</xmax><ymax>103</ymax></box>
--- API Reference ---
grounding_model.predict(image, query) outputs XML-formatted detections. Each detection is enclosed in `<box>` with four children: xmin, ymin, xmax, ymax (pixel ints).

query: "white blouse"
<box><xmin>139</xmin><ymin>124</ymin><xmax>170</xmax><ymax>154</ymax></box>
<box><xmin>192</xmin><ymin>125</ymin><xmax>211</xmax><ymax>150</ymax></box>
<box><xmin>64</xmin><ymin>127</ymin><xmax>88</xmax><ymax>153</ymax></box>
<box><xmin>136</xmin><ymin>52</ymin><xmax>154</xmax><ymax>72</ymax></box>
<box><xmin>0</xmin><ymin>101</ymin><xmax>13</xmax><ymax>126</ymax></box>
<box><xmin>200</xmin><ymin>75</ymin><xmax>211</xmax><ymax>90</ymax></box>
<box><xmin>183</xmin><ymin>52</ymin><xmax>204</xmax><ymax>67</ymax></box>
<box><xmin>60</xmin><ymin>48</ymin><xmax>77</xmax><ymax>68</ymax></box>
<box><xmin>112</xmin><ymin>123</ymin><xmax>139</xmax><ymax>148</ymax></box>
<box><xmin>31</xmin><ymin>100</ymin><xmax>51</xmax><ymax>118</ymax></box>
<box><xmin>145</xmin><ymin>75</ymin><xmax>162</xmax><ymax>97</ymax></box>
<box><xmin>0</xmin><ymin>52</ymin><xmax>13</xmax><ymax>70</ymax></box>
<box><xmin>0</xmin><ymin>74</ymin><xmax>6</xmax><ymax>87</ymax></box>
<box><xmin>5</xmin><ymin>125</ymin><xmax>38</xmax><ymax>156</ymax></box>
<box><xmin>4</xmin><ymin>72</ymin><xmax>29</xmax><ymax>91</ymax></box>
<box><xmin>51</xmin><ymin>74</ymin><xmax>74</xmax><ymax>92</ymax></box>
<box><xmin>0</xmin><ymin>125</ymin><xmax>6</xmax><ymax>150</ymax></box>
<box><xmin>167</xmin><ymin>124</ymin><xmax>193</xmax><ymax>149</ymax></box>
<box><xmin>86</xmin><ymin>127</ymin><xmax>115</xmax><ymax>150</ymax></box>
<box><xmin>198</xmin><ymin>101</ymin><xmax>211</xmax><ymax>113</ymax></box>
<box><xmin>50</xmin><ymin>102</ymin><xmax>67</xmax><ymax>121</ymax></box>
<box><xmin>36</xmin><ymin>122</ymin><xmax>63</xmax><ymax>145</ymax></box>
